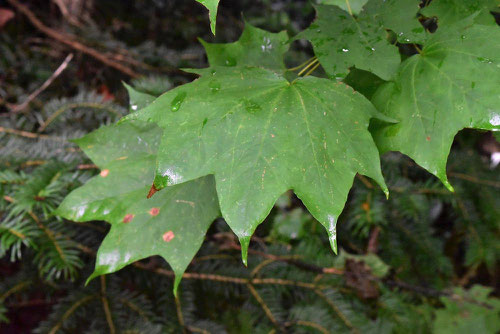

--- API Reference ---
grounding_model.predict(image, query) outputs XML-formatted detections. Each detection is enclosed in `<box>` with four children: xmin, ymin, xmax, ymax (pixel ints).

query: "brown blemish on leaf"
<box><xmin>149</xmin><ymin>207</ymin><xmax>160</xmax><ymax>216</ymax></box>
<box><xmin>426</xmin><ymin>136</ymin><xmax>431</xmax><ymax>141</ymax></box>
<box><xmin>117</xmin><ymin>156</ymin><xmax>128</xmax><ymax>160</ymax></box>
<box><xmin>123</xmin><ymin>214</ymin><xmax>134</xmax><ymax>223</ymax></box>
<box><xmin>162</xmin><ymin>231</ymin><xmax>175</xmax><ymax>242</ymax></box>
<box><xmin>100</xmin><ymin>169</ymin><xmax>109</xmax><ymax>177</ymax></box>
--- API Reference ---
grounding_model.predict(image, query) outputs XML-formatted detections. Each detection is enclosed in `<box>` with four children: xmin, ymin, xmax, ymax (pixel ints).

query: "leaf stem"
<box><xmin>302</xmin><ymin>62</ymin><xmax>321</xmax><ymax>77</ymax></box>
<box><xmin>287</xmin><ymin>56</ymin><xmax>317</xmax><ymax>72</ymax></box>
<box><xmin>297</xmin><ymin>58</ymin><xmax>319</xmax><ymax>76</ymax></box>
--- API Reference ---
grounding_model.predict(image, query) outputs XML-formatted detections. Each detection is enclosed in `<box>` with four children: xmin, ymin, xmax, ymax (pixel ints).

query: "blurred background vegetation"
<box><xmin>0</xmin><ymin>0</ymin><xmax>499</xmax><ymax>333</ymax></box>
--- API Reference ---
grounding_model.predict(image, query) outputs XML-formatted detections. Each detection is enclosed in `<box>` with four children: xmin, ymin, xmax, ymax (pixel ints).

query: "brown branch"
<box><xmin>39</xmin><ymin>102</ymin><xmax>122</xmax><ymax>133</ymax></box>
<box><xmin>10</xmin><ymin>53</ymin><xmax>73</xmax><ymax>113</ymax></box>
<box><xmin>51</xmin><ymin>0</ymin><xmax>81</xmax><ymax>27</ymax></box>
<box><xmin>246</xmin><ymin>283</ymin><xmax>283</xmax><ymax>330</ymax></box>
<box><xmin>48</xmin><ymin>295</ymin><xmax>96</xmax><ymax>334</ymax></box>
<box><xmin>229</xmin><ymin>243</ymin><xmax>344</xmax><ymax>275</ymax></box>
<box><xmin>449</xmin><ymin>172</ymin><xmax>500</xmax><ymax>188</ymax></box>
<box><xmin>7</xmin><ymin>0</ymin><xmax>139</xmax><ymax>78</ymax></box>
<box><xmin>367</xmin><ymin>226</ymin><xmax>380</xmax><ymax>254</ymax></box>
<box><xmin>0</xmin><ymin>126</ymin><xmax>63</xmax><ymax>140</ymax></box>
<box><xmin>100</xmin><ymin>276</ymin><xmax>116</xmax><ymax>334</ymax></box>
<box><xmin>315</xmin><ymin>289</ymin><xmax>359</xmax><ymax>334</ymax></box>
<box><xmin>288</xmin><ymin>320</ymin><xmax>329</xmax><ymax>334</ymax></box>
<box><xmin>174</xmin><ymin>295</ymin><xmax>186</xmax><ymax>334</ymax></box>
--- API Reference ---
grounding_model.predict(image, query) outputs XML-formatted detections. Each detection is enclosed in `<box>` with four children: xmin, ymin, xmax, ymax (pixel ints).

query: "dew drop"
<box><xmin>241</xmin><ymin>98</ymin><xmax>262</xmax><ymax>114</ymax></box>
<box><xmin>225</xmin><ymin>57</ymin><xmax>237</xmax><ymax>66</ymax></box>
<box><xmin>209</xmin><ymin>80</ymin><xmax>221</xmax><ymax>93</ymax></box>
<box><xmin>490</xmin><ymin>113</ymin><xmax>500</xmax><ymax>126</ymax></box>
<box><xmin>171</xmin><ymin>92</ymin><xmax>187</xmax><ymax>112</ymax></box>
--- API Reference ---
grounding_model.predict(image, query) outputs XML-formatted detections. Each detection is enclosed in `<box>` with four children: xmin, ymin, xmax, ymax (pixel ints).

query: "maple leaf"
<box><xmin>297</xmin><ymin>0</ymin><xmax>425</xmax><ymax>80</ymax></box>
<box><xmin>199</xmin><ymin>22</ymin><xmax>289</xmax><ymax>74</ymax></box>
<box><xmin>421</xmin><ymin>0</ymin><xmax>499</xmax><ymax>26</ymax></box>
<box><xmin>370</xmin><ymin>20</ymin><xmax>500</xmax><ymax>190</ymax></box>
<box><xmin>57</xmin><ymin>88</ymin><xmax>219</xmax><ymax>293</ymax></box>
<box><xmin>123</xmin><ymin>65</ymin><xmax>393</xmax><ymax>261</ymax></box>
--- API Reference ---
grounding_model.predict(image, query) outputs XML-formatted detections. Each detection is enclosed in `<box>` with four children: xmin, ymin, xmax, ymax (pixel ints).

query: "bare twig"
<box><xmin>10</xmin><ymin>53</ymin><xmax>73</xmax><ymax>113</ymax></box>
<box><xmin>174</xmin><ymin>295</ymin><xmax>186</xmax><ymax>334</ymax></box>
<box><xmin>48</xmin><ymin>295</ymin><xmax>97</xmax><ymax>334</ymax></box>
<box><xmin>449</xmin><ymin>172</ymin><xmax>500</xmax><ymax>188</ymax></box>
<box><xmin>247</xmin><ymin>283</ymin><xmax>282</xmax><ymax>330</ymax></box>
<box><xmin>367</xmin><ymin>226</ymin><xmax>380</xmax><ymax>254</ymax></box>
<box><xmin>0</xmin><ymin>126</ymin><xmax>63</xmax><ymax>140</ymax></box>
<box><xmin>7</xmin><ymin>0</ymin><xmax>139</xmax><ymax>78</ymax></box>
<box><xmin>289</xmin><ymin>320</ymin><xmax>329</xmax><ymax>334</ymax></box>
<box><xmin>51</xmin><ymin>0</ymin><xmax>81</xmax><ymax>27</ymax></box>
<box><xmin>315</xmin><ymin>289</ymin><xmax>359</xmax><ymax>334</ymax></box>
<box><xmin>100</xmin><ymin>276</ymin><xmax>116</xmax><ymax>334</ymax></box>
<box><xmin>39</xmin><ymin>102</ymin><xmax>121</xmax><ymax>132</ymax></box>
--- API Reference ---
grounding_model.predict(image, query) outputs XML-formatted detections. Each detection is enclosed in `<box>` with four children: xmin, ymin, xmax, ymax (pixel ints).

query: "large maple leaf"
<box><xmin>370</xmin><ymin>19</ymin><xmax>500</xmax><ymax>190</ymax></box>
<box><xmin>124</xmin><ymin>65</ymin><xmax>392</xmax><ymax>260</ymax></box>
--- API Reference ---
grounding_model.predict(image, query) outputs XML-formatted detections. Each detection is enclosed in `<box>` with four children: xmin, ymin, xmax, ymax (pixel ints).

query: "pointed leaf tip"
<box><xmin>239</xmin><ymin>236</ymin><xmax>251</xmax><ymax>267</ymax></box>
<box><xmin>85</xmin><ymin>272</ymin><xmax>100</xmax><ymax>286</ymax></box>
<box><xmin>195</xmin><ymin>0</ymin><xmax>219</xmax><ymax>35</ymax></box>
<box><xmin>384</xmin><ymin>189</ymin><xmax>390</xmax><ymax>200</ymax></box>
<box><xmin>326</xmin><ymin>213</ymin><xmax>339</xmax><ymax>254</ymax></box>
<box><xmin>443</xmin><ymin>179</ymin><xmax>455</xmax><ymax>193</ymax></box>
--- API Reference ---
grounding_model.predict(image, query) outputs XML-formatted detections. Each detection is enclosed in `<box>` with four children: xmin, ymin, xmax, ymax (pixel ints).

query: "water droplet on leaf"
<box><xmin>171</xmin><ymin>92</ymin><xmax>187</xmax><ymax>112</ymax></box>
<box><xmin>209</xmin><ymin>80</ymin><xmax>221</xmax><ymax>93</ymax></box>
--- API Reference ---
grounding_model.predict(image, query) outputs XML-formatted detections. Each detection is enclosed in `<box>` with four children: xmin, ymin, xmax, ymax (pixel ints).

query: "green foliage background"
<box><xmin>1</xmin><ymin>0</ymin><xmax>499</xmax><ymax>332</ymax></box>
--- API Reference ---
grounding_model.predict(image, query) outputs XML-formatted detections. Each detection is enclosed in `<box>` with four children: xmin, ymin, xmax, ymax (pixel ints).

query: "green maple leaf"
<box><xmin>124</xmin><ymin>66</ymin><xmax>392</xmax><ymax>261</ymax></box>
<box><xmin>370</xmin><ymin>20</ymin><xmax>500</xmax><ymax>190</ymax></box>
<box><xmin>196</xmin><ymin>0</ymin><xmax>220</xmax><ymax>34</ymax></box>
<box><xmin>297</xmin><ymin>0</ymin><xmax>424</xmax><ymax>80</ymax></box>
<box><xmin>318</xmin><ymin>0</ymin><xmax>369</xmax><ymax>15</ymax></box>
<box><xmin>421</xmin><ymin>0</ymin><xmax>499</xmax><ymax>26</ymax></box>
<box><xmin>199</xmin><ymin>22</ymin><xmax>289</xmax><ymax>73</ymax></box>
<box><xmin>297</xmin><ymin>4</ymin><xmax>399</xmax><ymax>80</ymax></box>
<box><xmin>57</xmin><ymin>88</ymin><xmax>219</xmax><ymax>293</ymax></box>
<box><xmin>361</xmin><ymin>0</ymin><xmax>426</xmax><ymax>43</ymax></box>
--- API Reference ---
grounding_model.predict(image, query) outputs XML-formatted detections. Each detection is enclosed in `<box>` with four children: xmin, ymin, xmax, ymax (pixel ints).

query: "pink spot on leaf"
<box><xmin>149</xmin><ymin>207</ymin><xmax>160</xmax><ymax>216</ymax></box>
<box><xmin>123</xmin><ymin>214</ymin><xmax>134</xmax><ymax>223</ymax></box>
<box><xmin>162</xmin><ymin>231</ymin><xmax>175</xmax><ymax>242</ymax></box>
<box><xmin>100</xmin><ymin>169</ymin><xmax>109</xmax><ymax>177</ymax></box>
